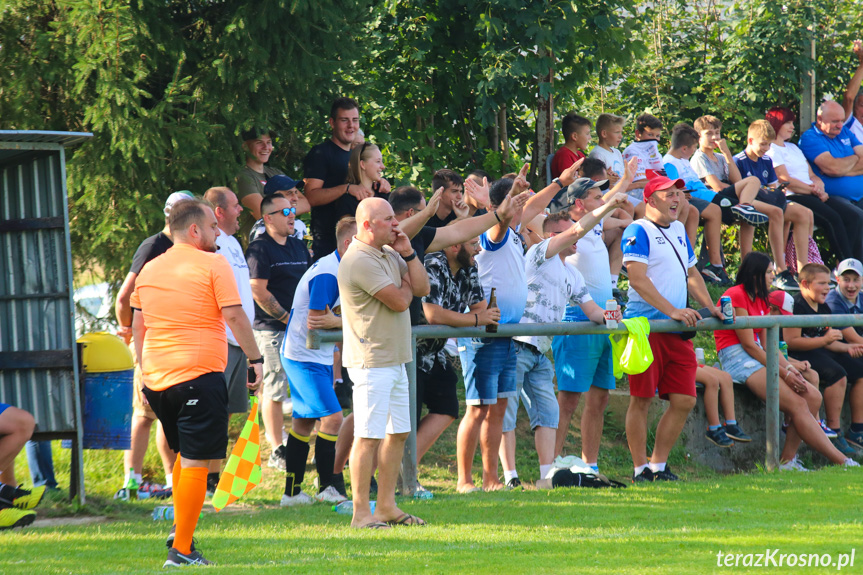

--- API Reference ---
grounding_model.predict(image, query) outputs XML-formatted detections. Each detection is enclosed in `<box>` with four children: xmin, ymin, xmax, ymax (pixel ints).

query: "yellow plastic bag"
<box><xmin>608</xmin><ymin>317</ymin><xmax>654</xmax><ymax>378</ymax></box>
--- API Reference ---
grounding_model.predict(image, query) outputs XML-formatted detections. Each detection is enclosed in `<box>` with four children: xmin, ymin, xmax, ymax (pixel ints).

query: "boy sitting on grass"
<box><xmin>783</xmin><ymin>263</ymin><xmax>863</xmax><ymax>456</ymax></box>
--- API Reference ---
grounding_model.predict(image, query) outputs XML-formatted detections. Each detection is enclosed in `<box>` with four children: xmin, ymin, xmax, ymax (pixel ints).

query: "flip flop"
<box><xmin>457</xmin><ymin>486</ymin><xmax>482</xmax><ymax>494</ymax></box>
<box><xmin>385</xmin><ymin>513</ymin><xmax>427</xmax><ymax>527</ymax></box>
<box><xmin>359</xmin><ymin>521</ymin><xmax>391</xmax><ymax>529</ymax></box>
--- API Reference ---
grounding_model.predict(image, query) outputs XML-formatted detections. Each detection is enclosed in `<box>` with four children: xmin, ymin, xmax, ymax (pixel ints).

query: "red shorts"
<box><xmin>629</xmin><ymin>333</ymin><xmax>697</xmax><ymax>399</ymax></box>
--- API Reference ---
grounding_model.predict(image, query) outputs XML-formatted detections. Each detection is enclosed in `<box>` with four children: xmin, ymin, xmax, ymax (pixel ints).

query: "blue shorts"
<box><xmin>717</xmin><ymin>344</ymin><xmax>764</xmax><ymax>385</ymax></box>
<box><xmin>281</xmin><ymin>358</ymin><xmax>342</xmax><ymax>420</ymax></box>
<box><xmin>503</xmin><ymin>342</ymin><xmax>559</xmax><ymax>432</ymax></box>
<box><xmin>0</xmin><ymin>403</ymin><xmax>9</xmax><ymax>416</ymax></box>
<box><xmin>551</xmin><ymin>333</ymin><xmax>615</xmax><ymax>393</ymax></box>
<box><xmin>458</xmin><ymin>337</ymin><xmax>517</xmax><ymax>406</ymax></box>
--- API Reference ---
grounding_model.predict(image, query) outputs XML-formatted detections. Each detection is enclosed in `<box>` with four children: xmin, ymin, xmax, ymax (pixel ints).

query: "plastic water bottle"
<box><xmin>152</xmin><ymin>506</ymin><xmax>174</xmax><ymax>521</ymax></box>
<box><xmin>333</xmin><ymin>500</ymin><xmax>375</xmax><ymax>514</ymax></box>
<box><xmin>694</xmin><ymin>348</ymin><xmax>705</xmax><ymax>366</ymax></box>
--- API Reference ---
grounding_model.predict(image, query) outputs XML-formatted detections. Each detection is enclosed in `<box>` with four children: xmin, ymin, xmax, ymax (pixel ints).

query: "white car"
<box><xmin>73</xmin><ymin>282</ymin><xmax>117</xmax><ymax>338</ymax></box>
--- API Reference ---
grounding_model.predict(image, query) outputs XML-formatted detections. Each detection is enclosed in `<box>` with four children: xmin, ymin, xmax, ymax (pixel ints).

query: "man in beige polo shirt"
<box><xmin>338</xmin><ymin>197</ymin><xmax>429</xmax><ymax>529</ymax></box>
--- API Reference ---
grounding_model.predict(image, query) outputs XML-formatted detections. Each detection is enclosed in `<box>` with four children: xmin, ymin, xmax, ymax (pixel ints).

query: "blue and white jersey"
<box><xmin>282</xmin><ymin>250</ymin><xmax>341</xmax><ymax>364</ymax></box>
<box><xmin>621</xmin><ymin>219</ymin><xmax>695</xmax><ymax>321</ymax></box>
<box><xmin>475</xmin><ymin>226</ymin><xmax>528</xmax><ymax>324</ymax></box>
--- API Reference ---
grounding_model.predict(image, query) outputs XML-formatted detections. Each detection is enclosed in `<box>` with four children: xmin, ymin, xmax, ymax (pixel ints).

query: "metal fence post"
<box><xmin>399</xmin><ymin>335</ymin><xmax>419</xmax><ymax>496</ymax></box>
<box><xmin>764</xmin><ymin>324</ymin><xmax>781</xmax><ymax>471</ymax></box>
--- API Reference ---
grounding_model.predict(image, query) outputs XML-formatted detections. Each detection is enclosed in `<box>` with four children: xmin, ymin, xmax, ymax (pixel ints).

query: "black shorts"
<box><xmin>416</xmin><ymin>359</ymin><xmax>460</xmax><ymax>421</ymax></box>
<box><xmin>791</xmin><ymin>348</ymin><xmax>863</xmax><ymax>388</ymax></box>
<box><xmin>143</xmin><ymin>371</ymin><xmax>229</xmax><ymax>460</ymax></box>
<box><xmin>712</xmin><ymin>185</ymin><xmax>740</xmax><ymax>225</ymax></box>
<box><xmin>756</xmin><ymin>187</ymin><xmax>787</xmax><ymax>212</ymax></box>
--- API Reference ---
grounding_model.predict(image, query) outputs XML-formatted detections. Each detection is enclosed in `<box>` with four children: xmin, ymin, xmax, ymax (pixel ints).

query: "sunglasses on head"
<box><xmin>267</xmin><ymin>207</ymin><xmax>296</xmax><ymax>217</ymax></box>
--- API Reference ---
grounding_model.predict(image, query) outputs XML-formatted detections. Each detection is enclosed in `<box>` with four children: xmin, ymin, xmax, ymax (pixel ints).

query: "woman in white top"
<box><xmin>766</xmin><ymin>107</ymin><xmax>863</xmax><ymax>263</ymax></box>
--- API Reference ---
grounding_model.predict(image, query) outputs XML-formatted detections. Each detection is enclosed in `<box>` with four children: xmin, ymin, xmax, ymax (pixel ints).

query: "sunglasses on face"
<box><xmin>267</xmin><ymin>207</ymin><xmax>296</xmax><ymax>217</ymax></box>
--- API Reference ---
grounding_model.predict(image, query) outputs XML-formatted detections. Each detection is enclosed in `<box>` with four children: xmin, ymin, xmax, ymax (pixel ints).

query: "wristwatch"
<box><xmin>552</xmin><ymin>177</ymin><xmax>563</xmax><ymax>189</ymax></box>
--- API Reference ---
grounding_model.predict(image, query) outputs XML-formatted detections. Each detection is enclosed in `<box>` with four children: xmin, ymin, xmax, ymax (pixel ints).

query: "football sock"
<box><xmin>649</xmin><ymin>462</ymin><xmax>666</xmax><ymax>473</ymax></box>
<box><xmin>174</xmin><ymin>466</ymin><xmax>207</xmax><ymax>555</ymax></box>
<box><xmin>725</xmin><ymin>419</ymin><xmax>737</xmax><ymax>426</ymax></box>
<box><xmin>285</xmin><ymin>430</ymin><xmax>311</xmax><ymax>497</ymax></box>
<box><xmin>315</xmin><ymin>432</ymin><xmax>338</xmax><ymax>490</ymax></box>
<box><xmin>539</xmin><ymin>464</ymin><xmax>552</xmax><ymax>479</ymax></box>
<box><xmin>503</xmin><ymin>470</ymin><xmax>518</xmax><ymax>483</ymax></box>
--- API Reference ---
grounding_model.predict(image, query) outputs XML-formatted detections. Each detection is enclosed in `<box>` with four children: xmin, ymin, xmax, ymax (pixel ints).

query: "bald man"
<box><xmin>800</xmin><ymin>100</ymin><xmax>863</xmax><ymax>206</ymax></box>
<box><xmin>337</xmin><ymin>197</ymin><xmax>429</xmax><ymax>529</ymax></box>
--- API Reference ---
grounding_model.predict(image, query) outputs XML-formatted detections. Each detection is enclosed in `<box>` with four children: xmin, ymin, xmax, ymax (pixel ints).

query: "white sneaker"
<box><xmin>779</xmin><ymin>456</ymin><xmax>810</xmax><ymax>472</ymax></box>
<box><xmin>315</xmin><ymin>485</ymin><xmax>347</xmax><ymax>504</ymax></box>
<box><xmin>280</xmin><ymin>491</ymin><xmax>314</xmax><ymax>507</ymax></box>
<box><xmin>844</xmin><ymin>458</ymin><xmax>861</xmax><ymax>467</ymax></box>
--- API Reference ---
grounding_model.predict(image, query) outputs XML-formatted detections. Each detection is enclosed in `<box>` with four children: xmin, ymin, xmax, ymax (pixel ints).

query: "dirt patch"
<box><xmin>32</xmin><ymin>516</ymin><xmax>110</xmax><ymax>528</ymax></box>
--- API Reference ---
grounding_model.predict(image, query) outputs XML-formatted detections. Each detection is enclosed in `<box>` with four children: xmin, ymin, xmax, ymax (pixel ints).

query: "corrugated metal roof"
<box><xmin>0</xmin><ymin>130</ymin><xmax>92</xmax><ymax>147</ymax></box>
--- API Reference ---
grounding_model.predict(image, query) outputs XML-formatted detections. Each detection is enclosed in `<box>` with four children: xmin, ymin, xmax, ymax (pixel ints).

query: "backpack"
<box><xmin>550</xmin><ymin>469</ymin><xmax>628</xmax><ymax>489</ymax></box>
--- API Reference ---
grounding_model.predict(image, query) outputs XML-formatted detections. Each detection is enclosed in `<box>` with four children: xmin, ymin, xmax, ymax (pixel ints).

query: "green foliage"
<box><xmin>0</xmin><ymin>0</ymin><xmax>373</xmax><ymax>285</ymax></box>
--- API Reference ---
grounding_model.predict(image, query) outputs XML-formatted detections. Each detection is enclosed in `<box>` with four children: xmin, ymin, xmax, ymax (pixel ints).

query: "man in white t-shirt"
<box><xmin>456</xmin><ymin>161</ymin><xmax>579</xmax><ymax>493</ymax></box>
<box><xmin>621</xmin><ymin>173</ymin><xmax>721</xmax><ymax>483</ymax></box>
<box><xmin>278</xmin><ymin>217</ymin><xmax>356</xmax><ymax>506</ymax></box>
<box><xmin>499</xmin><ymin>195</ymin><xmax>626</xmax><ymax>488</ymax></box>
<box><xmin>203</xmin><ymin>186</ymin><xmax>257</xmax><ymax>491</ymax></box>
<box><xmin>842</xmin><ymin>40</ymin><xmax>863</xmax><ymax>144</ymax></box>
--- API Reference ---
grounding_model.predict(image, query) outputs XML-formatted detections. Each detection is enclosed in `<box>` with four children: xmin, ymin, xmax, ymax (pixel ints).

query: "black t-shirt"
<box><xmin>129</xmin><ymin>232</ymin><xmax>173</xmax><ymax>275</ymax></box>
<box><xmin>246</xmin><ymin>232</ymin><xmax>311</xmax><ymax>331</ymax></box>
<box><xmin>792</xmin><ymin>293</ymin><xmax>830</xmax><ymax>338</ymax></box>
<box><xmin>303</xmin><ymin>139</ymin><xmax>351</xmax><ymax>259</ymax></box>
<box><xmin>426</xmin><ymin>211</ymin><xmax>457</xmax><ymax>228</ymax></box>
<box><xmin>408</xmin><ymin>226</ymin><xmax>439</xmax><ymax>325</ymax></box>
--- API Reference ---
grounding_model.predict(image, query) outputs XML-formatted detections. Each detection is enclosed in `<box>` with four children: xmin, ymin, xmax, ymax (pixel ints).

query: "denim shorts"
<box><xmin>457</xmin><ymin>337</ymin><xmax>517</xmax><ymax>406</ymax></box>
<box><xmin>502</xmin><ymin>341</ymin><xmax>559</xmax><ymax>432</ymax></box>
<box><xmin>717</xmin><ymin>343</ymin><xmax>764</xmax><ymax>384</ymax></box>
<box><xmin>551</xmin><ymin>333</ymin><xmax>615</xmax><ymax>393</ymax></box>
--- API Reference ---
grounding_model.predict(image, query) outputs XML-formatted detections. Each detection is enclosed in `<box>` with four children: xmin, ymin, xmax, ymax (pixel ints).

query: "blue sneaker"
<box><xmin>705</xmin><ymin>427</ymin><xmax>733</xmax><ymax>447</ymax></box>
<box><xmin>820</xmin><ymin>420</ymin><xmax>838</xmax><ymax>439</ymax></box>
<box><xmin>846</xmin><ymin>429</ymin><xmax>863</xmax><ymax>449</ymax></box>
<box><xmin>831</xmin><ymin>432</ymin><xmax>859</xmax><ymax>457</ymax></box>
<box><xmin>724</xmin><ymin>423</ymin><xmax>752</xmax><ymax>443</ymax></box>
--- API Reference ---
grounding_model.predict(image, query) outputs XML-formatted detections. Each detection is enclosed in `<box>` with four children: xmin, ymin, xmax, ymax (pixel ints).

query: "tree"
<box><xmin>0</xmin><ymin>0</ymin><xmax>373</xmax><ymax>284</ymax></box>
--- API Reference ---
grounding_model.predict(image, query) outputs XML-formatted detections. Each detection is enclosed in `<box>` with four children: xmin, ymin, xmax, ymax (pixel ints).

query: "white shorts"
<box><xmin>347</xmin><ymin>364</ymin><xmax>411</xmax><ymax>439</ymax></box>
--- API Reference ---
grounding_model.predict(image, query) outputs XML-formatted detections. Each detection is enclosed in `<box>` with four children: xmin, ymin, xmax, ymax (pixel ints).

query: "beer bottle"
<box><xmin>486</xmin><ymin>287</ymin><xmax>498</xmax><ymax>333</ymax></box>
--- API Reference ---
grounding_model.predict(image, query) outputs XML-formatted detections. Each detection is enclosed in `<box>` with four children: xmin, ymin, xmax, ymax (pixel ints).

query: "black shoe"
<box><xmin>165</xmin><ymin>525</ymin><xmax>196</xmax><ymax>552</ymax></box>
<box><xmin>334</xmin><ymin>379</ymin><xmax>352</xmax><ymax>410</ymax></box>
<box><xmin>505</xmin><ymin>477</ymin><xmax>523</xmax><ymax>490</ymax></box>
<box><xmin>705</xmin><ymin>427</ymin><xmax>734</xmax><ymax>447</ymax></box>
<box><xmin>724</xmin><ymin>423</ymin><xmax>752</xmax><ymax>443</ymax></box>
<box><xmin>164</xmin><ymin>547</ymin><xmax>212</xmax><ymax>567</ymax></box>
<box><xmin>369</xmin><ymin>476</ymin><xmax>378</xmax><ymax>495</ymax></box>
<box><xmin>205</xmin><ymin>475</ymin><xmax>219</xmax><ymax>497</ymax></box>
<box><xmin>652</xmin><ymin>467</ymin><xmax>679</xmax><ymax>481</ymax></box>
<box><xmin>772</xmin><ymin>270</ymin><xmax>800</xmax><ymax>291</ymax></box>
<box><xmin>632</xmin><ymin>468</ymin><xmax>654</xmax><ymax>483</ymax></box>
<box><xmin>328</xmin><ymin>472</ymin><xmax>348</xmax><ymax>498</ymax></box>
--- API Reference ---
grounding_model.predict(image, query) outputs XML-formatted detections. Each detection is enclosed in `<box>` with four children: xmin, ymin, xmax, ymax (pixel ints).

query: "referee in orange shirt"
<box><xmin>131</xmin><ymin>198</ymin><xmax>263</xmax><ymax>567</ymax></box>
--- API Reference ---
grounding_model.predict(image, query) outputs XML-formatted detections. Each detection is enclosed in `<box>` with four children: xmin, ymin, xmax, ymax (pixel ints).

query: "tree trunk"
<box><xmin>499</xmin><ymin>104</ymin><xmax>508</xmax><ymax>165</ymax></box>
<box><xmin>534</xmin><ymin>49</ymin><xmax>554</xmax><ymax>186</ymax></box>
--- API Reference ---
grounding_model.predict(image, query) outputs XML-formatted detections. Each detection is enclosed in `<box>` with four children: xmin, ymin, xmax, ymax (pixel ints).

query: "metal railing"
<box><xmin>309</xmin><ymin>313</ymin><xmax>863</xmax><ymax>494</ymax></box>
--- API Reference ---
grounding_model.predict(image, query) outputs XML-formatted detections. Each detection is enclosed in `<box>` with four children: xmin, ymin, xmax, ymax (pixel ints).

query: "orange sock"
<box><xmin>171</xmin><ymin>454</ymin><xmax>182</xmax><ymax>528</ymax></box>
<box><xmin>173</xmin><ymin>466</ymin><xmax>207</xmax><ymax>555</ymax></box>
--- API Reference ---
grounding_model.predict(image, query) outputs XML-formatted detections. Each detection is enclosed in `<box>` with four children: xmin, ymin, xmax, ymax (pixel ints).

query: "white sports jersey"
<box><xmin>622</xmin><ymin>219</ymin><xmax>695</xmax><ymax>321</ymax></box>
<box><xmin>563</xmin><ymin>226</ymin><xmax>611</xmax><ymax>322</ymax></box>
<box><xmin>623</xmin><ymin>140</ymin><xmax>663</xmax><ymax>181</ymax></box>
<box><xmin>589</xmin><ymin>146</ymin><xmax>626</xmax><ymax>180</ymax></box>
<box><xmin>517</xmin><ymin>239</ymin><xmax>591</xmax><ymax>353</ymax></box>
<box><xmin>282</xmin><ymin>250</ymin><xmax>341</xmax><ymax>364</ymax></box>
<box><xmin>215</xmin><ymin>231</ymin><xmax>254</xmax><ymax>347</ymax></box>
<box><xmin>845</xmin><ymin>114</ymin><xmax>863</xmax><ymax>145</ymax></box>
<box><xmin>476</xmin><ymin>226</ymin><xmax>528</xmax><ymax>324</ymax></box>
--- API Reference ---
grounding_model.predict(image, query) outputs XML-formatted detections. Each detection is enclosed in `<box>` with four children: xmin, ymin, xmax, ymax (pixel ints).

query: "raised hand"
<box><xmin>465</xmin><ymin>177</ymin><xmax>490</xmax><ymax>209</ymax></box>
<box><xmin>623</xmin><ymin>157</ymin><xmax>638</xmax><ymax>181</ymax></box>
<box><xmin>854</xmin><ymin>39</ymin><xmax>863</xmax><ymax>63</ymax></box>
<box><xmin>425</xmin><ymin>186</ymin><xmax>444</xmax><ymax>215</ymax></box>
<box><xmin>559</xmin><ymin>158</ymin><xmax>584</xmax><ymax>187</ymax></box>
<box><xmin>511</xmin><ymin>163</ymin><xmax>531</xmax><ymax>195</ymax></box>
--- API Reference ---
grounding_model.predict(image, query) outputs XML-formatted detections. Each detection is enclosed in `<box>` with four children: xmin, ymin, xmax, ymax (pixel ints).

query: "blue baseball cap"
<box><xmin>263</xmin><ymin>175</ymin><xmax>303</xmax><ymax>196</ymax></box>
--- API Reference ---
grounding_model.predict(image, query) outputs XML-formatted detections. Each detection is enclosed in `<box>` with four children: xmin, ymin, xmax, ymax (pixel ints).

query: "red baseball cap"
<box><xmin>768</xmin><ymin>290</ymin><xmax>793</xmax><ymax>315</ymax></box>
<box><xmin>643</xmin><ymin>169</ymin><xmax>685</xmax><ymax>201</ymax></box>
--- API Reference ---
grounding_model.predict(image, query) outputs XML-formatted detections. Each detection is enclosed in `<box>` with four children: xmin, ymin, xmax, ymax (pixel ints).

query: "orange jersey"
<box><xmin>130</xmin><ymin>243</ymin><xmax>241</xmax><ymax>391</ymax></box>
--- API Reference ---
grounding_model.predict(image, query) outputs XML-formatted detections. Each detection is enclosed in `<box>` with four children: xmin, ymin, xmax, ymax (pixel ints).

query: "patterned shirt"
<box><xmin>516</xmin><ymin>238</ymin><xmax>591</xmax><ymax>353</ymax></box>
<box><xmin>418</xmin><ymin>250</ymin><xmax>484</xmax><ymax>373</ymax></box>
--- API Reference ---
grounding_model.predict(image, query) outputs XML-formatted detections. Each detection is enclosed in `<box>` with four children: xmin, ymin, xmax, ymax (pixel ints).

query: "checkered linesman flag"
<box><xmin>212</xmin><ymin>395</ymin><xmax>262</xmax><ymax>511</ymax></box>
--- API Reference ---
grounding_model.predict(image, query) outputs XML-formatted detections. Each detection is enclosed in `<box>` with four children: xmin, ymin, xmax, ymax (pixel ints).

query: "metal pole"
<box><xmin>399</xmin><ymin>335</ymin><xmax>419</xmax><ymax>496</ymax></box>
<box><xmin>764</xmin><ymin>325</ymin><xmax>781</xmax><ymax>471</ymax></box>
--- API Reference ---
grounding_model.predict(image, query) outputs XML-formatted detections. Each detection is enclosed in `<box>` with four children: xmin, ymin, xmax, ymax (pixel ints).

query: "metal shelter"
<box><xmin>0</xmin><ymin>130</ymin><xmax>92</xmax><ymax>502</ymax></box>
